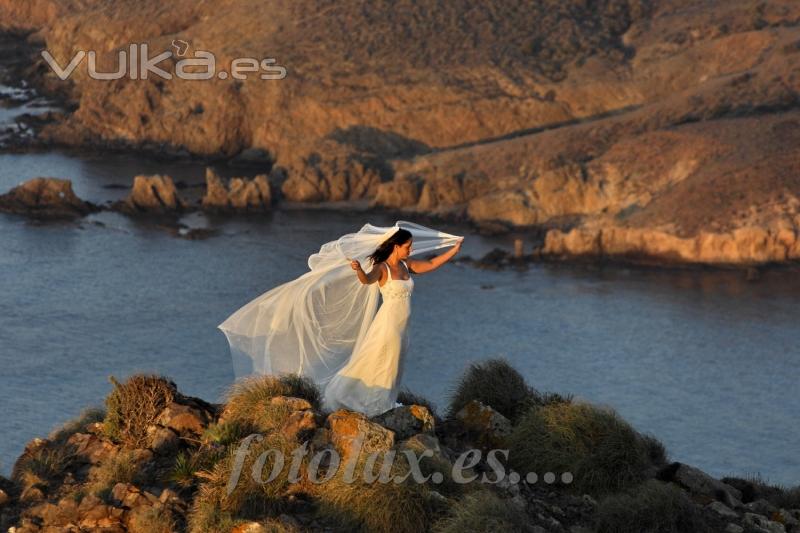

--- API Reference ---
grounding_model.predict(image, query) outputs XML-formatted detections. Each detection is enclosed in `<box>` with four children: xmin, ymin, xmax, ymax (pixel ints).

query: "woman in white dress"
<box><xmin>217</xmin><ymin>221</ymin><xmax>464</xmax><ymax>417</ymax></box>
<box><xmin>322</xmin><ymin>228</ymin><xmax>463</xmax><ymax>416</ymax></box>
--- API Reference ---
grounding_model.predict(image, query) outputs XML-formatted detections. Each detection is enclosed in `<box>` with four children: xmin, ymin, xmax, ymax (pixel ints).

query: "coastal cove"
<box><xmin>1</xmin><ymin>146</ymin><xmax>799</xmax><ymax>486</ymax></box>
<box><xmin>3</xmin><ymin>1</ymin><xmax>800</xmax><ymax>529</ymax></box>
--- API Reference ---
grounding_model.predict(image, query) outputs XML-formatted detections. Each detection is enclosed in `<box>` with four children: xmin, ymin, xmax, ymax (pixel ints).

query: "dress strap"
<box><xmin>384</xmin><ymin>262</ymin><xmax>392</xmax><ymax>281</ymax></box>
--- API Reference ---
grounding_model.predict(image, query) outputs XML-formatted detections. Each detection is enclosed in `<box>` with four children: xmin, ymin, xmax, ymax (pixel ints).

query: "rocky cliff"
<box><xmin>1</xmin><ymin>0</ymin><xmax>799</xmax><ymax>265</ymax></box>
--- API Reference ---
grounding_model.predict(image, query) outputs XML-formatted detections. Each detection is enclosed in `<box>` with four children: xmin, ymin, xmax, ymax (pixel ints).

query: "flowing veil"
<box><xmin>217</xmin><ymin>220</ymin><xmax>463</xmax><ymax>387</ymax></box>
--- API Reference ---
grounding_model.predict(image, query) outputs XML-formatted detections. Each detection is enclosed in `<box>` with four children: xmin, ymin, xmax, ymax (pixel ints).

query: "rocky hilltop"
<box><xmin>2</xmin><ymin>358</ymin><xmax>798</xmax><ymax>533</ymax></box>
<box><xmin>1</xmin><ymin>0</ymin><xmax>799</xmax><ymax>265</ymax></box>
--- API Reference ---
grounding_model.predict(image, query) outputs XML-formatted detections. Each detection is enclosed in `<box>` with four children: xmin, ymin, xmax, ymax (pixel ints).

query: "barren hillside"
<box><xmin>2</xmin><ymin>0</ymin><xmax>800</xmax><ymax>264</ymax></box>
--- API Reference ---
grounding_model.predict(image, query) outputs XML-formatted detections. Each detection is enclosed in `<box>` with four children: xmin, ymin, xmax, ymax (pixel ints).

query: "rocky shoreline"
<box><xmin>1</xmin><ymin>358</ymin><xmax>797</xmax><ymax>533</ymax></box>
<box><xmin>2</xmin><ymin>174</ymin><xmax>798</xmax><ymax>276</ymax></box>
<box><xmin>2</xmin><ymin>2</ymin><xmax>800</xmax><ymax>268</ymax></box>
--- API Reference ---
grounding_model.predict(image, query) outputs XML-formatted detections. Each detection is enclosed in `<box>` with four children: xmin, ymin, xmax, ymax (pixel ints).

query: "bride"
<box><xmin>217</xmin><ymin>220</ymin><xmax>464</xmax><ymax>417</ymax></box>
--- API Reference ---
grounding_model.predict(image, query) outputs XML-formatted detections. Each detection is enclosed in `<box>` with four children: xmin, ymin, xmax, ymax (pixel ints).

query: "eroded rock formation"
<box><xmin>0</xmin><ymin>177</ymin><xmax>98</xmax><ymax>218</ymax></box>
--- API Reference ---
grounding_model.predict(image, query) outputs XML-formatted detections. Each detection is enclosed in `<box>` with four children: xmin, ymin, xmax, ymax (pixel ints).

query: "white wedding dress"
<box><xmin>218</xmin><ymin>221</ymin><xmax>462</xmax><ymax>419</ymax></box>
<box><xmin>322</xmin><ymin>260</ymin><xmax>414</xmax><ymax>417</ymax></box>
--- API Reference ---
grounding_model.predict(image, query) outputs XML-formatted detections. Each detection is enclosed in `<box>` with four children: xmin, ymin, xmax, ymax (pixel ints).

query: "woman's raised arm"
<box><xmin>406</xmin><ymin>238</ymin><xmax>463</xmax><ymax>275</ymax></box>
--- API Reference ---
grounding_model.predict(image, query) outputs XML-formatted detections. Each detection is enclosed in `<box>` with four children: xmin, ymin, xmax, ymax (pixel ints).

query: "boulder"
<box><xmin>744</xmin><ymin>499</ymin><xmax>780</xmax><ymax>517</ymax></box>
<box><xmin>0</xmin><ymin>177</ymin><xmax>98</xmax><ymax>218</ymax></box>
<box><xmin>742</xmin><ymin>512</ymin><xmax>786</xmax><ymax>533</ymax></box>
<box><xmin>325</xmin><ymin>409</ymin><xmax>395</xmax><ymax>464</ymax></box>
<box><xmin>110</xmin><ymin>482</ymin><xmax>159</xmax><ymax>509</ymax></box>
<box><xmin>280</xmin><ymin>410</ymin><xmax>318</xmax><ymax>442</ymax></box>
<box><xmin>707</xmin><ymin>501</ymin><xmax>739</xmax><ymax>519</ymax></box>
<box><xmin>398</xmin><ymin>433</ymin><xmax>452</xmax><ymax>468</ymax></box>
<box><xmin>155</xmin><ymin>401</ymin><xmax>212</xmax><ymax>436</ymax></box>
<box><xmin>146</xmin><ymin>425</ymin><xmax>180</xmax><ymax>455</ymax></box>
<box><xmin>201</xmin><ymin>167</ymin><xmax>272</xmax><ymax>211</ymax></box>
<box><xmin>66</xmin><ymin>432</ymin><xmax>120</xmax><ymax>465</ymax></box>
<box><xmin>118</xmin><ymin>174</ymin><xmax>187</xmax><ymax>213</ymax></box>
<box><xmin>370</xmin><ymin>404</ymin><xmax>435</xmax><ymax>440</ymax></box>
<box><xmin>658</xmin><ymin>462</ymin><xmax>743</xmax><ymax>507</ymax></box>
<box><xmin>454</xmin><ymin>399</ymin><xmax>512</xmax><ymax>449</ymax></box>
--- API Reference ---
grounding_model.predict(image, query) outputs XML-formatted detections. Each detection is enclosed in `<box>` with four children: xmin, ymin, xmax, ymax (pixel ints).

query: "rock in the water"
<box><xmin>370</xmin><ymin>404</ymin><xmax>435</xmax><ymax>440</ymax></box>
<box><xmin>117</xmin><ymin>174</ymin><xmax>188</xmax><ymax>214</ymax></box>
<box><xmin>201</xmin><ymin>167</ymin><xmax>272</xmax><ymax>211</ymax></box>
<box><xmin>0</xmin><ymin>177</ymin><xmax>98</xmax><ymax>218</ymax></box>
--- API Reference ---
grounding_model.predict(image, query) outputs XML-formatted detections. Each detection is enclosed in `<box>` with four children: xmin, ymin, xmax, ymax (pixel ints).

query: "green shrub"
<box><xmin>446</xmin><ymin>358</ymin><xmax>540</xmax><ymax>423</ymax></box>
<box><xmin>594</xmin><ymin>479</ymin><xmax>713</xmax><ymax>533</ymax></box>
<box><xmin>507</xmin><ymin>401</ymin><xmax>656</xmax><ymax>496</ymax></box>
<box><xmin>103</xmin><ymin>374</ymin><xmax>177</xmax><ymax>447</ymax></box>
<box><xmin>202</xmin><ymin>420</ymin><xmax>254</xmax><ymax>447</ymax></box>
<box><xmin>169</xmin><ymin>447</ymin><xmax>225</xmax><ymax>488</ymax></box>
<box><xmin>431</xmin><ymin>488</ymin><xmax>536</xmax><ymax>533</ymax></box>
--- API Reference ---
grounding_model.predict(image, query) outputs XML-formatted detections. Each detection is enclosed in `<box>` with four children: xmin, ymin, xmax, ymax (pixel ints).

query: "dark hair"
<box><xmin>367</xmin><ymin>228</ymin><xmax>412</xmax><ymax>265</ymax></box>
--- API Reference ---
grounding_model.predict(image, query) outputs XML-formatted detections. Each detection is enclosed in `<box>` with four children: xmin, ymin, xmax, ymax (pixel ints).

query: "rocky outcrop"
<box><xmin>542</xmin><ymin>223</ymin><xmax>800</xmax><ymax>266</ymax></box>
<box><xmin>201</xmin><ymin>168</ymin><xmax>272</xmax><ymax>211</ymax></box>
<box><xmin>370</xmin><ymin>404</ymin><xmax>435</xmax><ymax>440</ymax></box>
<box><xmin>0</xmin><ymin>177</ymin><xmax>98</xmax><ymax>218</ymax></box>
<box><xmin>281</xmin><ymin>152</ymin><xmax>384</xmax><ymax>203</ymax></box>
<box><xmin>3</xmin><ymin>1</ymin><xmax>800</xmax><ymax>266</ymax></box>
<box><xmin>2</xmin><ymin>370</ymin><xmax>800</xmax><ymax>533</ymax></box>
<box><xmin>454</xmin><ymin>400</ymin><xmax>513</xmax><ymax>450</ymax></box>
<box><xmin>325</xmin><ymin>409</ymin><xmax>396</xmax><ymax>464</ymax></box>
<box><xmin>114</xmin><ymin>175</ymin><xmax>188</xmax><ymax>215</ymax></box>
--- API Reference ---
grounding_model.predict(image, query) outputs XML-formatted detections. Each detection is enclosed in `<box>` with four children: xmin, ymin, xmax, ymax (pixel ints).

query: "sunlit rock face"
<box><xmin>3</xmin><ymin>0</ymin><xmax>800</xmax><ymax>263</ymax></box>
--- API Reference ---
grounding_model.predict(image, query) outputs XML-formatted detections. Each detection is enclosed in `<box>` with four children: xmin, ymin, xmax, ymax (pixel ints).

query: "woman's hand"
<box><xmin>348</xmin><ymin>258</ymin><xmax>363</xmax><ymax>272</ymax></box>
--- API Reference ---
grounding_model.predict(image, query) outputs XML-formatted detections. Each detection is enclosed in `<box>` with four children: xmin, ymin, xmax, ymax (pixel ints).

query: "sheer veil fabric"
<box><xmin>217</xmin><ymin>220</ymin><xmax>463</xmax><ymax>393</ymax></box>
